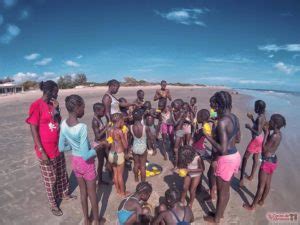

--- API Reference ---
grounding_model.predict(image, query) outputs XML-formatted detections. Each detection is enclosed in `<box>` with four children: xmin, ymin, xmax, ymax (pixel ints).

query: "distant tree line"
<box><xmin>57</xmin><ymin>73</ymin><xmax>87</xmax><ymax>89</ymax></box>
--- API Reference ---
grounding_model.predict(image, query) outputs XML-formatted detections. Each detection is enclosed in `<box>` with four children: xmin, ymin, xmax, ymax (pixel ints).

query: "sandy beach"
<box><xmin>0</xmin><ymin>86</ymin><xmax>298</xmax><ymax>225</ymax></box>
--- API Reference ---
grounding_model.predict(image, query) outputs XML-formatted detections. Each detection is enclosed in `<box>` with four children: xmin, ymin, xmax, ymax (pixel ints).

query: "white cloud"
<box><xmin>19</xmin><ymin>9</ymin><xmax>30</xmax><ymax>20</ymax></box>
<box><xmin>155</xmin><ymin>8</ymin><xmax>208</xmax><ymax>26</ymax></box>
<box><xmin>274</xmin><ymin>62</ymin><xmax>300</xmax><ymax>75</ymax></box>
<box><xmin>65</xmin><ymin>60</ymin><xmax>80</xmax><ymax>67</ymax></box>
<box><xmin>269</xmin><ymin>54</ymin><xmax>274</xmax><ymax>58</ymax></box>
<box><xmin>205</xmin><ymin>56</ymin><xmax>254</xmax><ymax>64</ymax></box>
<box><xmin>24</xmin><ymin>53</ymin><xmax>40</xmax><ymax>60</ymax></box>
<box><xmin>35</xmin><ymin>58</ymin><xmax>52</xmax><ymax>66</ymax></box>
<box><xmin>259</xmin><ymin>44</ymin><xmax>300</xmax><ymax>52</ymax></box>
<box><xmin>77</xmin><ymin>55</ymin><xmax>83</xmax><ymax>59</ymax></box>
<box><xmin>0</xmin><ymin>24</ymin><xmax>21</xmax><ymax>44</ymax></box>
<box><xmin>2</xmin><ymin>0</ymin><xmax>18</xmax><ymax>8</ymax></box>
<box><xmin>12</xmin><ymin>72</ymin><xmax>58</xmax><ymax>84</ymax></box>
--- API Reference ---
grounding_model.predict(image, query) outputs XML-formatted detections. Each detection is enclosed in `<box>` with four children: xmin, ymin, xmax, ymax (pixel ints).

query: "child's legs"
<box><xmin>260</xmin><ymin>173</ymin><xmax>272</xmax><ymax>204</ymax></box>
<box><xmin>189</xmin><ymin>175</ymin><xmax>201</xmax><ymax>207</ymax></box>
<box><xmin>173</xmin><ymin>137</ymin><xmax>182</xmax><ymax>167</ymax></box>
<box><xmin>140</xmin><ymin>151</ymin><xmax>148</xmax><ymax>182</ymax></box>
<box><xmin>252</xmin><ymin>169</ymin><xmax>268</xmax><ymax>207</ymax></box>
<box><xmin>240</xmin><ymin>151</ymin><xmax>251</xmax><ymax>181</ymax></box>
<box><xmin>208</xmin><ymin>161</ymin><xmax>217</xmax><ymax>198</ymax></box>
<box><xmin>133</xmin><ymin>154</ymin><xmax>140</xmax><ymax>181</ymax></box>
<box><xmin>181</xmin><ymin>175</ymin><xmax>191</xmax><ymax>204</ymax></box>
<box><xmin>185</xmin><ymin>133</ymin><xmax>192</xmax><ymax>145</ymax></box>
<box><xmin>96</xmin><ymin>149</ymin><xmax>105</xmax><ymax>183</ymax></box>
<box><xmin>248</xmin><ymin>153</ymin><xmax>259</xmax><ymax>179</ymax></box>
<box><xmin>86</xmin><ymin>179</ymin><xmax>99</xmax><ymax>222</ymax></box>
<box><xmin>77</xmin><ymin>177</ymin><xmax>89</xmax><ymax>221</ymax></box>
<box><xmin>215</xmin><ymin>177</ymin><xmax>230</xmax><ymax>221</ymax></box>
<box><xmin>116</xmin><ymin>164</ymin><xmax>126</xmax><ymax>194</ymax></box>
<box><xmin>112</xmin><ymin>166</ymin><xmax>120</xmax><ymax>193</ymax></box>
<box><xmin>168</xmin><ymin>126</ymin><xmax>175</xmax><ymax>148</ymax></box>
<box><xmin>161</xmin><ymin>133</ymin><xmax>168</xmax><ymax>158</ymax></box>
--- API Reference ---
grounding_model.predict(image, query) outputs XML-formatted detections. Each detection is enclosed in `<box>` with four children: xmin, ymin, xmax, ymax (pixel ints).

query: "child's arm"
<box><xmin>245</xmin><ymin>117</ymin><xmax>261</xmax><ymax>136</ymax></box>
<box><xmin>166</xmin><ymin>89</ymin><xmax>172</xmax><ymax>101</ymax></box>
<box><xmin>153</xmin><ymin>90</ymin><xmax>161</xmax><ymax>101</ymax></box>
<box><xmin>102</xmin><ymin>94</ymin><xmax>112</xmax><ymax>121</ymax></box>
<box><xmin>92</xmin><ymin>119</ymin><xmax>107</xmax><ymax>141</ymax></box>
<box><xmin>118</xmin><ymin>129</ymin><xmax>128</xmax><ymax>150</ymax></box>
<box><xmin>79</xmin><ymin>124</ymin><xmax>97</xmax><ymax>161</ymax></box>
<box><xmin>205</xmin><ymin>120</ymin><xmax>228</xmax><ymax>154</ymax></box>
<box><xmin>152</xmin><ymin>212</ymin><xmax>167</xmax><ymax>225</ymax></box>
<box><xmin>58</xmin><ymin>129</ymin><xmax>72</xmax><ymax>152</ymax></box>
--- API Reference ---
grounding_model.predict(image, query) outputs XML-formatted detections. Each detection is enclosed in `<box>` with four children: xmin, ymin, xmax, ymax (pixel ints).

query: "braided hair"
<box><xmin>165</xmin><ymin>188</ymin><xmax>180</xmax><ymax>207</ymax></box>
<box><xmin>178</xmin><ymin>145</ymin><xmax>196</xmax><ymax>168</ymax></box>
<box><xmin>271</xmin><ymin>114</ymin><xmax>286</xmax><ymax>129</ymax></box>
<box><xmin>214</xmin><ymin>91</ymin><xmax>232</xmax><ymax>114</ymax></box>
<box><xmin>65</xmin><ymin>95</ymin><xmax>84</xmax><ymax>113</ymax></box>
<box><xmin>39</xmin><ymin>80</ymin><xmax>58</xmax><ymax>96</ymax></box>
<box><xmin>136</xmin><ymin>181</ymin><xmax>152</xmax><ymax>194</ymax></box>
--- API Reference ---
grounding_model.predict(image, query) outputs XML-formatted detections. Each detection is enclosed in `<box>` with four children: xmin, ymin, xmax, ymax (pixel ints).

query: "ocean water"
<box><xmin>236</xmin><ymin>88</ymin><xmax>300</xmax><ymax>210</ymax></box>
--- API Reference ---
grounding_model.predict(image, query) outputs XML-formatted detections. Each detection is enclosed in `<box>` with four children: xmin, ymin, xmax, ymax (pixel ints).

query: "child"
<box><xmin>189</xmin><ymin>97</ymin><xmax>197</xmax><ymax>119</ymax></box>
<box><xmin>240</xmin><ymin>100</ymin><xmax>267</xmax><ymax>186</ymax></box>
<box><xmin>203</xmin><ymin>91</ymin><xmax>241</xmax><ymax>224</ymax></box>
<box><xmin>154</xmin><ymin>80</ymin><xmax>172</xmax><ymax>103</ymax></box>
<box><xmin>107</xmin><ymin>113</ymin><xmax>129</xmax><ymax>197</ymax></box>
<box><xmin>172</xmin><ymin>99</ymin><xmax>185</xmax><ymax>168</ymax></box>
<box><xmin>59</xmin><ymin>95</ymin><xmax>104</xmax><ymax>225</ymax></box>
<box><xmin>209</xmin><ymin>95</ymin><xmax>218</xmax><ymax>121</ymax></box>
<box><xmin>182</xmin><ymin>102</ymin><xmax>193</xmax><ymax>145</ymax></box>
<box><xmin>153</xmin><ymin>188</ymin><xmax>194</xmax><ymax>225</ymax></box>
<box><xmin>243</xmin><ymin>114</ymin><xmax>285</xmax><ymax>210</ymax></box>
<box><xmin>118</xmin><ymin>182</ymin><xmax>153</xmax><ymax>225</ymax></box>
<box><xmin>134</xmin><ymin>89</ymin><xmax>145</xmax><ymax>108</ymax></box>
<box><xmin>130</xmin><ymin>108</ymin><xmax>151</xmax><ymax>182</ymax></box>
<box><xmin>179</xmin><ymin>145</ymin><xmax>204</xmax><ymax>209</ymax></box>
<box><xmin>158</xmin><ymin>98</ymin><xmax>174</xmax><ymax>160</ymax></box>
<box><xmin>92</xmin><ymin>103</ymin><xmax>110</xmax><ymax>185</ymax></box>
<box><xmin>193</xmin><ymin>109</ymin><xmax>212</xmax><ymax>158</ymax></box>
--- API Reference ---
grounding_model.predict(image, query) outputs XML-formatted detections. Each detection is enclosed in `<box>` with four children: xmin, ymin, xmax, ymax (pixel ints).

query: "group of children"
<box><xmin>58</xmin><ymin>80</ymin><xmax>286</xmax><ymax>224</ymax></box>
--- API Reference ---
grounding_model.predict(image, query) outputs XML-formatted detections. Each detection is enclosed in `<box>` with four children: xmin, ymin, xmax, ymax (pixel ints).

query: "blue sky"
<box><xmin>0</xmin><ymin>0</ymin><xmax>300</xmax><ymax>91</ymax></box>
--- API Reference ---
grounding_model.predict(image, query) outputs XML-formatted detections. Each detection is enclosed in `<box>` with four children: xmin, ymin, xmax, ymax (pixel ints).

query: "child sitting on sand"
<box><xmin>130</xmin><ymin>108</ymin><xmax>151</xmax><ymax>182</ymax></box>
<box><xmin>243</xmin><ymin>114</ymin><xmax>286</xmax><ymax>211</ymax></box>
<box><xmin>59</xmin><ymin>95</ymin><xmax>105</xmax><ymax>225</ymax></box>
<box><xmin>240</xmin><ymin>100</ymin><xmax>267</xmax><ymax>186</ymax></box>
<box><xmin>193</xmin><ymin>109</ymin><xmax>212</xmax><ymax>158</ymax></box>
<box><xmin>178</xmin><ymin>145</ymin><xmax>204</xmax><ymax>209</ymax></box>
<box><xmin>153</xmin><ymin>187</ymin><xmax>194</xmax><ymax>225</ymax></box>
<box><xmin>107</xmin><ymin>113</ymin><xmax>129</xmax><ymax>197</ymax></box>
<box><xmin>92</xmin><ymin>102</ymin><xmax>110</xmax><ymax>185</ymax></box>
<box><xmin>117</xmin><ymin>182</ymin><xmax>153</xmax><ymax>225</ymax></box>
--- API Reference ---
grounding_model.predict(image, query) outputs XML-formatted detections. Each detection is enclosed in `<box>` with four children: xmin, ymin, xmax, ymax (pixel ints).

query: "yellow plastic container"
<box><xmin>178</xmin><ymin>169</ymin><xmax>188</xmax><ymax>177</ymax></box>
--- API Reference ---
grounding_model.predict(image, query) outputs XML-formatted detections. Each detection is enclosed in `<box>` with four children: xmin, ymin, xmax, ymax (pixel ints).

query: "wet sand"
<box><xmin>0</xmin><ymin>86</ymin><xmax>297</xmax><ymax>225</ymax></box>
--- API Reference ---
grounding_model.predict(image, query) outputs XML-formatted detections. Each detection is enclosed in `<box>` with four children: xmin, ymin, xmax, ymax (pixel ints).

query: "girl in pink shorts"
<box><xmin>59</xmin><ymin>95</ymin><xmax>104</xmax><ymax>225</ymax></box>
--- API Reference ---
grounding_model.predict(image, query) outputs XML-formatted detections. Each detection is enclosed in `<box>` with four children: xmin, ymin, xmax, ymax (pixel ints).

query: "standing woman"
<box><xmin>102</xmin><ymin>79</ymin><xmax>136</xmax><ymax>120</ymax></box>
<box><xmin>203</xmin><ymin>91</ymin><xmax>241</xmax><ymax>224</ymax></box>
<box><xmin>26</xmin><ymin>80</ymin><xmax>74</xmax><ymax>216</ymax></box>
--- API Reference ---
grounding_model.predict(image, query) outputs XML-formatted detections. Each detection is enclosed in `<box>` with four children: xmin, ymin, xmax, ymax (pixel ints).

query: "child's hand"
<box><xmin>247</xmin><ymin>112</ymin><xmax>254</xmax><ymax>120</ymax></box>
<box><xmin>41</xmin><ymin>152</ymin><xmax>50</xmax><ymax>165</ymax></box>
<box><xmin>263</xmin><ymin>122</ymin><xmax>269</xmax><ymax>133</ymax></box>
<box><xmin>245</xmin><ymin>123</ymin><xmax>251</xmax><ymax>129</ymax></box>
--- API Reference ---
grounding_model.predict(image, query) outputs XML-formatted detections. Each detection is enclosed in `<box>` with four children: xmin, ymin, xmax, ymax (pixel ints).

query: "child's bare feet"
<box><xmin>203</xmin><ymin>215</ymin><xmax>219</xmax><ymax>224</ymax></box>
<box><xmin>239</xmin><ymin>179</ymin><xmax>245</xmax><ymax>187</ymax></box>
<box><xmin>243</xmin><ymin>203</ymin><xmax>255</xmax><ymax>211</ymax></box>
<box><xmin>246</xmin><ymin>175</ymin><xmax>254</xmax><ymax>181</ymax></box>
<box><xmin>83</xmin><ymin>218</ymin><xmax>91</xmax><ymax>225</ymax></box>
<box><xmin>258</xmin><ymin>200</ymin><xmax>264</xmax><ymax>206</ymax></box>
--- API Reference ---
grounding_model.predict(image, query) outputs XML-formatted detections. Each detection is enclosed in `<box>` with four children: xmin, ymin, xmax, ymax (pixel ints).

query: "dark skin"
<box><xmin>172</xmin><ymin>102</ymin><xmax>186</xmax><ymax>168</ymax></box>
<box><xmin>182</xmin><ymin>103</ymin><xmax>193</xmax><ymax>145</ymax></box>
<box><xmin>203</xmin><ymin>108</ymin><xmax>241</xmax><ymax>224</ymax></box>
<box><xmin>66</xmin><ymin>103</ymin><xmax>104</xmax><ymax>225</ymax></box>
<box><xmin>29</xmin><ymin>87</ymin><xmax>59</xmax><ymax>165</ymax></box>
<box><xmin>240</xmin><ymin>105</ymin><xmax>266</xmax><ymax>186</ymax></box>
<box><xmin>92</xmin><ymin>107</ymin><xmax>110</xmax><ymax>185</ymax></box>
<box><xmin>118</xmin><ymin>191</ymin><xmax>152</xmax><ymax>224</ymax></box>
<box><xmin>243</xmin><ymin>120</ymin><xmax>282</xmax><ymax>210</ymax></box>
<box><xmin>145</xmin><ymin>115</ymin><xmax>158</xmax><ymax>156</ymax></box>
<box><xmin>134</xmin><ymin>91</ymin><xmax>145</xmax><ymax>108</ymax></box>
<box><xmin>189</xmin><ymin>98</ymin><xmax>197</xmax><ymax>119</ymax></box>
<box><xmin>180</xmin><ymin>156</ymin><xmax>204</xmax><ymax>208</ymax></box>
<box><xmin>153</xmin><ymin>202</ymin><xmax>194</xmax><ymax>225</ymax></box>
<box><xmin>154</xmin><ymin>82</ymin><xmax>172</xmax><ymax>102</ymax></box>
<box><xmin>131</xmin><ymin>119</ymin><xmax>151</xmax><ymax>182</ymax></box>
<box><xmin>102</xmin><ymin>84</ymin><xmax>136</xmax><ymax>120</ymax></box>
